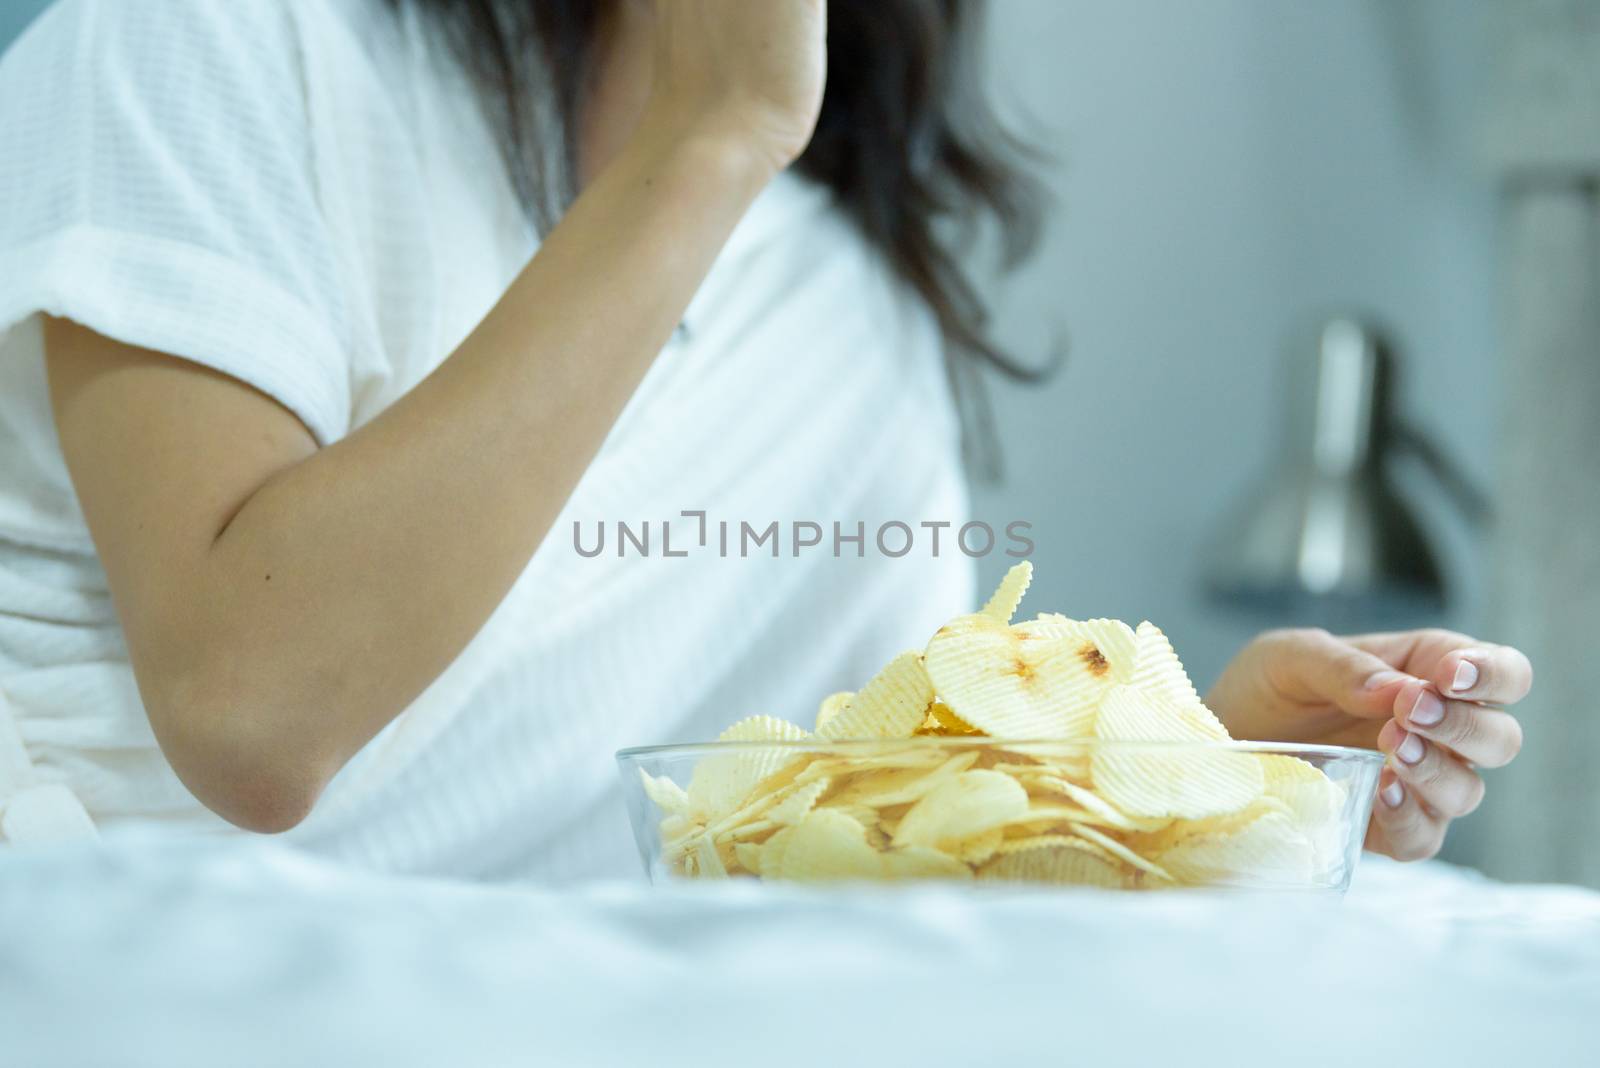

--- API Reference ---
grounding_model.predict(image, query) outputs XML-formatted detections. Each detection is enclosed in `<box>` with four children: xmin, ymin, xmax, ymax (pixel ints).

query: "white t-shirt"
<box><xmin>0</xmin><ymin>0</ymin><xmax>974</xmax><ymax>879</ymax></box>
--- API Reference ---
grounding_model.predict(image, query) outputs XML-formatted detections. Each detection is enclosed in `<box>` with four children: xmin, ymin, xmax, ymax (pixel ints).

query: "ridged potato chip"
<box><xmin>1258</xmin><ymin>754</ymin><xmax>1346</xmax><ymax>873</ymax></box>
<box><xmin>1128</xmin><ymin>621</ymin><xmax>1201</xmax><ymax>707</ymax></box>
<box><xmin>925</xmin><ymin>614</ymin><xmax>1114</xmax><ymax>739</ymax></box>
<box><xmin>980</xmin><ymin>560</ymin><xmax>1033</xmax><ymax>624</ymax></box>
<box><xmin>993</xmin><ymin>745</ymin><xmax>1092</xmax><ymax>781</ymax></box>
<box><xmin>769</xmin><ymin>809</ymin><xmax>885</xmax><ymax>882</ymax></box>
<box><xmin>944</xmin><ymin>826</ymin><xmax>1005</xmax><ymax>864</ymax></box>
<box><xmin>720</xmin><ymin>819</ymin><xmax>777</xmax><ymax>843</ymax></box>
<box><xmin>1023</xmin><ymin>774</ymin><xmax>1172</xmax><ymax>833</ymax></box>
<box><xmin>733</xmin><ymin>841</ymin><xmax>766</xmax><ymax>875</ymax></box>
<box><xmin>690</xmin><ymin>833</ymin><xmax>728</xmax><ymax>879</ymax></box>
<box><xmin>1258</xmin><ymin>754</ymin><xmax>1342</xmax><ymax>825</ymax></box>
<box><xmin>638</xmin><ymin>769</ymin><xmax>690</xmax><ymax>818</ymax></box>
<box><xmin>882</xmin><ymin>846</ymin><xmax>973</xmax><ymax>881</ymax></box>
<box><xmin>1157</xmin><ymin>809</ymin><xmax>1315</xmax><ymax>886</ymax></box>
<box><xmin>1012</xmin><ymin>617</ymin><xmax>1137</xmax><ymax>681</ymax></box>
<box><xmin>814</xmin><ymin>692</ymin><xmax>853</xmax><ymax>732</ymax></box>
<box><xmin>979</xmin><ymin>834</ymin><xmax>1125</xmax><ymax>888</ymax></box>
<box><xmin>1091</xmin><ymin>686</ymin><xmax>1263</xmax><ymax>819</ymax></box>
<box><xmin>826</xmin><ymin>751</ymin><xmax>979</xmax><ymax>809</ymax></box>
<box><xmin>687</xmin><ymin>715</ymin><xmax>811</xmax><ymax>820</ymax></box>
<box><xmin>1065</xmin><ymin>822</ymin><xmax>1173</xmax><ymax>883</ymax></box>
<box><xmin>914</xmin><ymin>701</ymin><xmax>982</xmax><ymax>737</ymax></box>
<box><xmin>764</xmin><ymin>778</ymin><xmax>830</xmax><ymax>826</ymax></box>
<box><xmin>891</xmin><ymin>770</ymin><xmax>1031</xmax><ymax>849</ymax></box>
<box><xmin>816</xmin><ymin>651</ymin><xmax>935</xmax><ymax>740</ymax></box>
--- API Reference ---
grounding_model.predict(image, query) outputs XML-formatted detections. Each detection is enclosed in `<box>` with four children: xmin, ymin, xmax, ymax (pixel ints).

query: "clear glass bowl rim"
<box><xmin>617</xmin><ymin>738</ymin><xmax>1385</xmax><ymax>762</ymax></box>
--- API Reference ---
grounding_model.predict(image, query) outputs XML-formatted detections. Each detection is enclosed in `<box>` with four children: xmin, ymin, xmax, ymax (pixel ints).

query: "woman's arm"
<box><xmin>43</xmin><ymin>1</ymin><xmax>827</xmax><ymax>833</ymax></box>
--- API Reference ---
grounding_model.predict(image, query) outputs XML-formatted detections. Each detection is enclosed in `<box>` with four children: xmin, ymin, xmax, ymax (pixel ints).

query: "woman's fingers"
<box><xmin>1350</xmin><ymin>629</ymin><xmax>1533</xmax><ymax>706</ymax></box>
<box><xmin>1377</xmin><ymin>720</ymin><xmax>1486</xmax><ymax>818</ymax></box>
<box><xmin>1392</xmin><ymin>679</ymin><xmax>1524</xmax><ymax>768</ymax></box>
<box><xmin>1257</xmin><ymin>627</ymin><xmax>1414</xmax><ymax>719</ymax></box>
<box><xmin>1431</xmin><ymin>644</ymin><xmax>1534</xmax><ymax>706</ymax></box>
<box><xmin>1367</xmin><ymin>765</ymin><xmax>1447</xmax><ymax>861</ymax></box>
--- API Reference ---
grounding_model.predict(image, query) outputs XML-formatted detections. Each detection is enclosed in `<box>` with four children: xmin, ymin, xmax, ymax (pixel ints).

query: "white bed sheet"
<box><xmin>2</xmin><ymin>830</ymin><xmax>1597</xmax><ymax>1067</ymax></box>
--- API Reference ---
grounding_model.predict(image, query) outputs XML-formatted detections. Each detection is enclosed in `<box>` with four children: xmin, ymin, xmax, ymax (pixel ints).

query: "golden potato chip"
<box><xmin>720</xmin><ymin>819</ymin><xmax>778</xmax><ymax>843</ymax></box>
<box><xmin>755</xmin><ymin>826</ymin><xmax>796</xmax><ymax>873</ymax></box>
<box><xmin>1257</xmin><ymin>754</ymin><xmax>1346</xmax><ymax>872</ymax></box>
<box><xmin>824</xmin><ymin>803</ymin><xmax>886</xmax><ymax>830</ymax></box>
<box><xmin>638</xmin><ymin>769</ymin><xmax>690</xmax><ymax>818</ymax></box>
<box><xmin>791</xmin><ymin>747</ymin><xmax>944</xmax><ymax>789</ymax></box>
<box><xmin>706</xmin><ymin>772</ymin><xmax>811</xmax><ymax>838</ymax></box>
<box><xmin>924</xmin><ymin>614</ymin><xmax>1114</xmax><ymax>739</ymax></box>
<box><xmin>1074</xmin><ymin>619</ymin><xmax>1139</xmax><ymax>676</ymax></box>
<box><xmin>891</xmin><ymin>769</ymin><xmax>1031</xmax><ymax>849</ymax></box>
<box><xmin>993</xmin><ymin>745</ymin><xmax>1092</xmax><ymax>781</ymax></box>
<box><xmin>1091</xmin><ymin>686</ymin><xmax>1263</xmax><ymax>819</ymax></box>
<box><xmin>690</xmin><ymin>833</ymin><xmax>728</xmax><ymax>879</ymax></box>
<box><xmin>1024</xmin><ymin>775</ymin><xmax>1171</xmax><ymax>833</ymax></box>
<box><xmin>1012</xmin><ymin>617</ymin><xmax>1137</xmax><ymax>681</ymax></box>
<box><xmin>914</xmin><ymin>701</ymin><xmax>983</xmax><ymax>737</ymax></box>
<box><xmin>1157</xmin><ymin>809</ymin><xmax>1315</xmax><ymax>886</ymax></box>
<box><xmin>1125</xmin><ymin>621</ymin><xmax>1234</xmax><ymax>740</ymax></box>
<box><xmin>1000</xmin><ymin>807</ymin><xmax>1100</xmax><ymax>840</ymax></box>
<box><xmin>658</xmin><ymin>813</ymin><xmax>696</xmax><ymax>847</ymax></box>
<box><xmin>943</xmin><ymin>826</ymin><xmax>1005</xmax><ymax>864</ymax></box>
<box><xmin>986</xmin><ymin>760</ymin><xmax>1047</xmax><ymax>777</ymax></box>
<box><xmin>687</xmin><ymin>715</ymin><xmax>811</xmax><ymax>819</ymax></box>
<box><xmin>979</xmin><ymin>834</ymin><xmax>1126</xmax><ymax>888</ymax></box>
<box><xmin>1128</xmin><ymin>621</ymin><xmax>1201</xmax><ymax>706</ymax></box>
<box><xmin>733</xmin><ymin>841</ymin><xmax>766</xmax><ymax>875</ymax></box>
<box><xmin>764</xmin><ymin>778</ymin><xmax>831</xmax><ymax>827</ymax></box>
<box><xmin>1125</xmin><ymin>796</ymin><xmax>1291</xmax><ymax>858</ymax></box>
<box><xmin>769</xmin><ymin>809</ymin><xmax>885</xmax><ymax>882</ymax></box>
<box><xmin>817</xmin><ymin>651</ymin><xmax>935</xmax><ymax>740</ymax></box>
<box><xmin>980</xmin><ymin>560</ymin><xmax>1033</xmax><ymax>624</ymax></box>
<box><xmin>1065</xmin><ymin>822</ymin><xmax>1173</xmax><ymax>883</ymax></box>
<box><xmin>826</xmin><ymin>751</ymin><xmax>979</xmax><ymax>809</ymax></box>
<box><xmin>882</xmin><ymin>846</ymin><xmax>973</xmax><ymax>881</ymax></box>
<box><xmin>814</xmin><ymin>692</ymin><xmax>853</xmax><ymax>732</ymax></box>
<box><xmin>1258</xmin><ymin>754</ymin><xmax>1342</xmax><ymax>826</ymax></box>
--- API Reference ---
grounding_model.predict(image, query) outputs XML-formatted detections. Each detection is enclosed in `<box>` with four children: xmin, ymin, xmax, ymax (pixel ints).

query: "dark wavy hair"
<box><xmin>392</xmin><ymin>0</ymin><xmax>1048</xmax><ymax>474</ymax></box>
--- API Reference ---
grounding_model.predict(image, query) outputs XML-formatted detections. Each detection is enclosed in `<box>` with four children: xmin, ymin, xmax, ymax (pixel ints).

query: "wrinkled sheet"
<box><xmin>2</xmin><ymin>830</ymin><xmax>1597</xmax><ymax>1066</ymax></box>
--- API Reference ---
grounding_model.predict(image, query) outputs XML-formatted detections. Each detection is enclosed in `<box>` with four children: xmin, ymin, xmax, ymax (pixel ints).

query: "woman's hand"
<box><xmin>645</xmin><ymin>0</ymin><xmax>827</xmax><ymax>173</ymax></box>
<box><xmin>1206</xmin><ymin>628</ymin><xmax>1531</xmax><ymax>861</ymax></box>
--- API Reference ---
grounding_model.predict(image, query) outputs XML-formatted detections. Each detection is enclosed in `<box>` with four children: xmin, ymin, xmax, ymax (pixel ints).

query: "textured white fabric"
<box><xmin>3</xmin><ymin>836</ymin><xmax>1598</xmax><ymax>1066</ymax></box>
<box><xmin>0</xmin><ymin>0</ymin><xmax>973</xmax><ymax>877</ymax></box>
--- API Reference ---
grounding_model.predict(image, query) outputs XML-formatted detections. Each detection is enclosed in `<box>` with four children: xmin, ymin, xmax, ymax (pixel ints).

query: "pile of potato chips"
<box><xmin>638</xmin><ymin>562</ymin><xmax>1350</xmax><ymax>889</ymax></box>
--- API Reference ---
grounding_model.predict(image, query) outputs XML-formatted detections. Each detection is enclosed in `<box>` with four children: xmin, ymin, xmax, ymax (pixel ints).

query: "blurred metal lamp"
<box><xmin>1206</xmin><ymin>317</ymin><xmax>1485</xmax><ymax>631</ymax></box>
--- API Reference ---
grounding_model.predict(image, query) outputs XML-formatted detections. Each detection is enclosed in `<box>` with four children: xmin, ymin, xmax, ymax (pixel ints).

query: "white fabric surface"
<box><xmin>0</xmin><ymin>0</ymin><xmax>973</xmax><ymax>876</ymax></box>
<box><xmin>1</xmin><ymin>833</ymin><xmax>1596</xmax><ymax>1067</ymax></box>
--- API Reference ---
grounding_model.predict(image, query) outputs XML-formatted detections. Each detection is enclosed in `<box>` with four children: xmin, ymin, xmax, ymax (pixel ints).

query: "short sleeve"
<box><xmin>0</xmin><ymin>0</ymin><xmax>352</xmax><ymax>444</ymax></box>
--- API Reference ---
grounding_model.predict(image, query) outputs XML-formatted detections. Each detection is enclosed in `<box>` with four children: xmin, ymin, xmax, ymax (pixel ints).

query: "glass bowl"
<box><xmin>616</xmin><ymin>738</ymin><xmax>1384</xmax><ymax>894</ymax></box>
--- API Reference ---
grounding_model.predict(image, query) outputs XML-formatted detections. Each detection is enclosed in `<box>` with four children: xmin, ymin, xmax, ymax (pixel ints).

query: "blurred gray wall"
<box><xmin>971</xmin><ymin>0</ymin><xmax>1497</xmax><ymax>688</ymax></box>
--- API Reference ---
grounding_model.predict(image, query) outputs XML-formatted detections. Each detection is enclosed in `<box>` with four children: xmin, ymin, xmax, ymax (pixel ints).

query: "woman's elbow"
<box><xmin>146</xmin><ymin>683</ymin><xmax>333</xmax><ymax>834</ymax></box>
<box><xmin>198</xmin><ymin>765</ymin><xmax>322</xmax><ymax>834</ymax></box>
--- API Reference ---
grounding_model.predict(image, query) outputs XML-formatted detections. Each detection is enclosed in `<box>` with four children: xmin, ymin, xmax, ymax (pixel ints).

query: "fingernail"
<box><xmin>1382</xmin><ymin>781</ymin><xmax>1405</xmax><ymax>808</ymax></box>
<box><xmin>1409</xmin><ymin>689</ymin><xmax>1446</xmax><ymax>727</ymax></box>
<box><xmin>1396</xmin><ymin>732</ymin><xmax>1425</xmax><ymax>765</ymax></box>
<box><xmin>1364</xmin><ymin>670</ymin><xmax>1409</xmax><ymax>691</ymax></box>
<box><xmin>1450</xmin><ymin>658</ymin><xmax>1480</xmax><ymax>695</ymax></box>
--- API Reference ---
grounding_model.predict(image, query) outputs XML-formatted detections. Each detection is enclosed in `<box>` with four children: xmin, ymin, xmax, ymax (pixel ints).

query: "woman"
<box><xmin>0</xmin><ymin>0</ymin><xmax>1528</xmax><ymax>878</ymax></box>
